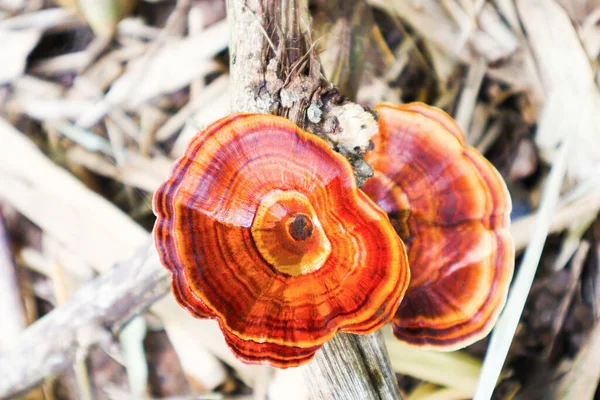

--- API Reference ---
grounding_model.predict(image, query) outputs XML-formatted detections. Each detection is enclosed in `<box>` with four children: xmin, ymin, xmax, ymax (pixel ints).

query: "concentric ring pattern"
<box><xmin>153</xmin><ymin>113</ymin><xmax>410</xmax><ymax>367</ymax></box>
<box><xmin>362</xmin><ymin>102</ymin><xmax>514</xmax><ymax>350</ymax></box>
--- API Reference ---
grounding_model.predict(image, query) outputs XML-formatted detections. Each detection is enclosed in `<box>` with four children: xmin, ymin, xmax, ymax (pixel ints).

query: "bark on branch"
<box><xmin>227</xmin><ymin>0</ymin><xmax>378</xmax><ymax>187</ymax></box>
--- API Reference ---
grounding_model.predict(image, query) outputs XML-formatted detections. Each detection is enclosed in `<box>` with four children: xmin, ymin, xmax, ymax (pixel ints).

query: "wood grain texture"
<box><xmin>306</xmin><ymin>332</ymin><xmax>401</xmax><ymax>400</ymax></box>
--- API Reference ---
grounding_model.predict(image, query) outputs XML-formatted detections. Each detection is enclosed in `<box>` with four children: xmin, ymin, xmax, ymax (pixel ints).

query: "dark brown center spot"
<box><xmin>288</xmin><ymin>214</ymin><xmax>313</xmax><ymax>241</ymax></box>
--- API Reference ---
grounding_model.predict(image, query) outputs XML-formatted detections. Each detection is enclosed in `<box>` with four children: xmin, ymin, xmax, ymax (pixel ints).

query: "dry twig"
<box><xmin>0</xmin><ymin>237</ymin><xmax>170</xmax><ymax>397</ymax></box>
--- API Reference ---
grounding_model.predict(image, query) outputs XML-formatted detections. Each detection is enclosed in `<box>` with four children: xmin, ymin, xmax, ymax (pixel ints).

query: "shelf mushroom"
<box><xmin>362</xmin><ymin>102</ymin><xmax>514</xmax><ymax>350</ymax></box>
<box><xmin>153</xmin><ymin>113</ymin><xmax>410</xmax><ymax>367</ymax></box>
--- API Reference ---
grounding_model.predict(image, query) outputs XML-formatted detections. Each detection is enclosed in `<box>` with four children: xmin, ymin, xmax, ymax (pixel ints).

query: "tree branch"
<box><xmin>226</xmin><ymin>1</ymin><xmax>400</xmax><ymax>399</ymax></box>
<box><xmin>0</xmin><ymin>238</ymin><xmax>170</xmax><ymax>397</ymax></box>
<box><xmin>227</xmin><ymin>0</ymin><xmax>378</xmax><ymax>186</ymax></box>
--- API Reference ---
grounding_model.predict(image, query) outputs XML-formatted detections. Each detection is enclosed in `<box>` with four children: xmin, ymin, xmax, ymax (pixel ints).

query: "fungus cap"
<box><xmin>153</xmin><ymin>113</ymin><xmax>410</xmax><ymax>367</ymax></box>
<box><xmin>362</xmin><ymin>103</ymin><xmax>514</xmax><ymax>350</ymax></box>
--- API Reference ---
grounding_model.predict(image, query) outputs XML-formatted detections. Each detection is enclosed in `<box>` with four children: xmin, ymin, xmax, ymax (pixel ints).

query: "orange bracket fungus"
<box><xmin>153</xmin><ymin>113</ymin><xmax>410</xmax><ymax>367</ymax></box>
<box><xmin>362</xmin><ymin>103</ymin><xmax>514</xmax><ymax>350</ymax></box>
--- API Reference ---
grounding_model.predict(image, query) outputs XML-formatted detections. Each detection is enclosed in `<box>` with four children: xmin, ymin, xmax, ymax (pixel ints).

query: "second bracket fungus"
<box><xmin>363</xmin><ymin>103</ymin><xmax>514</xmax><ymax>350</ymax></box>
<box><xmin>153</xmin><ymin>113</ymin><xmax>410</xmax><ymax>367</ymax></box>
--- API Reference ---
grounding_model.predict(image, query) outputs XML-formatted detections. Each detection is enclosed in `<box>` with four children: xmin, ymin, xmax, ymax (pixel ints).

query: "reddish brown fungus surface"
<box><xmin>153</xmin><ymin>113</ymin><xmax>410</xmax><ymax>367</ymax></box>
<box><xmin>362</xmin><ymin>102</ymin><xmax>514</xmax><ymax>350</ymax></box>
